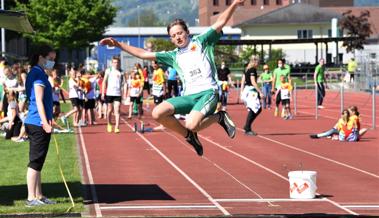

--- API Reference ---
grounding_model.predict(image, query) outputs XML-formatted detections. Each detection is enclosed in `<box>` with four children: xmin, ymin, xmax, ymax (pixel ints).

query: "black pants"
<box><xmin>5</xmin><ymin>116</ymin><xmax>22</xmax><ymax>139</ymax></box>
<box><xmin>25</xmin><ymin>124</ymin><xmax>51</xmax><ymax>171</ymax></box>
<box><xmin>220</xmin><ymin>91</ymin><xmax>228</xmax><ymax>107</ymax></box>
<box><xmin>167</xmin><ymin>80</ymin><xmax>178</xmax><ymax>97</ymax></box>
<box><xmin>317</xmin><ymin>82</ymin><xmax>326</xmax><ymax>106</ymax></box>
<box><xmin>243</xmin><ymin>107</ymin><xmax>262</xmax><ymax>132</ymax></box>
<box><xmin>275</xmin><ymin>90</ymin><xmax>281</xmax><ymax>107</ymax></box>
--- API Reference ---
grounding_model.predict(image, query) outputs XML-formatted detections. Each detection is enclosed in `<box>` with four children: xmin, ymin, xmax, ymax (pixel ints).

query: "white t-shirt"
<box><xmin>68</xmin><ymin>78</ymin><xmax>79</xmax><ymax>98</ymax></box>
<box><xmin>7</xmin><ymin>100</ymin><xmax>18</xmax><ymax>120</ymax></box>
<box><xmin>105</xmin><ymin>67</ymin><xmax>123</xmax><ymax>97</ymax></box>
<box><xmin>4</xmin><ymin>77</ymin><xmax>18</xmax><ymax>89</ymax></box>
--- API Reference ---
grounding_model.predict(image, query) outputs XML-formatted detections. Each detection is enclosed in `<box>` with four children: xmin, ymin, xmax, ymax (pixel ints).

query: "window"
<box><xmin>213</xmin><ymin>11</ymin><xmax>220</xmax><ymax>15</ymax></box>
<box><xmin>213</xmin><ymin>0</ymin><xmax>219</xmax><ymax>6</ymax></box>
<box><xmin>263</xmin><ymin>0</ymin><xmax>269</xmax><ymax>5</ymax></box>
<box><xmin>328</xmin><ymin>28</ymin><xmax>343</xmax><ymax>37</ymax></box>
<box><xmin>251</xmin><ymin>0</ymin><xmax>257</xmax><ymax>5</ymax></box>
<box><xmin>226</xmin><ymin>0</ymin><xmax>232</xmax><ymax>5</ymax></box>
<box><xmin>276</xmin><ymin>0</ymin><xmax>282</xmax><ymax>5</ymax></box>
<box><xmin>297</xmin><ymin>29</ymin><xmax>313</xmax><ymax>39</ymax></box>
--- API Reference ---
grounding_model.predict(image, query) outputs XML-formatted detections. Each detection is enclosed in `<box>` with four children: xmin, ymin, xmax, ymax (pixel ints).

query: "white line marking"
<box><xmin>121</xmin><ymin>118</ymin><xmax>230</xmax><ymax>216</ymax></box>
<box><xmin>100</xmin><ymin>205</ymin><xmax>217</xmax><ymax>210</ymax></box>
<box><xmin>198</xmin><ymin>133</ymin><xmax>359</xmax><ymax>215</ymax></box>
<box><xmin>78</xmin><ymin>127</ymin><xmax>102</xmax><ymax>217</ymax></box>
<box><xmin>343</xmin><ymin>205</ymin><xmax>379</xmax><ymax>208</ymax></box>
<box><xmin>252</xmin><ymin>129</ymin><xmax>379</xmax><ymax>179</ymax></box>
<box><xmin>295</xmin><ymin>104</ymin><xmax>379</xmax><ymax>128</ymax></box>
<box><xmin>215</xmin><ymin>198</ymin><xmax>327</xmax><ymax>202</ymax></box>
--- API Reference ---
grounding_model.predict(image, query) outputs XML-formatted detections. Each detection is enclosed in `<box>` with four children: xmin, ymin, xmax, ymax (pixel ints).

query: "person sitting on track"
<box><xmin>310</xmin><ymin>106</ymin><xmax>366</xmax><ymax>141</ymax></box>
<box><xmin>99</xmin><ymin>0</ymin><xmax>245</xmax><ymax>156</ymax></box>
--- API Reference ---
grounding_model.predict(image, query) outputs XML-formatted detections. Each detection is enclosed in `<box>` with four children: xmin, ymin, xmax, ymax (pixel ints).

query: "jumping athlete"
<box><xmin>99</xmin><ymin>0</ymin><xmax>244</xmax><ymax>156</ymax></box>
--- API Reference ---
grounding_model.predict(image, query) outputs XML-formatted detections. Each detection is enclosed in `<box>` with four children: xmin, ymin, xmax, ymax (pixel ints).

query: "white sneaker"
<box><xmin>318</xmin><ymin>105</ymin><xmax>325</xmax><ymax>109</ymax></box>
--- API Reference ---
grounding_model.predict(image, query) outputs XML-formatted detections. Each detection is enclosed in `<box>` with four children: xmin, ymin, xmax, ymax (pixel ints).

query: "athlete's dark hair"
<box><xmin>167</xmin><ymin>19</ymin><xmax>189</xmax><ymax>35</ymax></box>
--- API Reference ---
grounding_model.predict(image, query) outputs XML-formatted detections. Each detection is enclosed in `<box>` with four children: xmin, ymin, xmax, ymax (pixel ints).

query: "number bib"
<box><xmin>152</xmin><ymin>84</ymin><xmax>164</xmax><ymax>97</ymax></box>
<box><xmin>280</xmin><ymin>89</ymin><xmax>290</xmax><ymax>100</ymax></box>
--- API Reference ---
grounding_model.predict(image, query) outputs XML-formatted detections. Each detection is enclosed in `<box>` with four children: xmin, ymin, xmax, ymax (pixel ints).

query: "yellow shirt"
<box><xmin>152</xmin><ymin>68</ymin><xmax>165</xmax><ymax>86</ymax></box>
<box><xmin>347</xmin><ymin>60</ymin><xmax>357</xmax><ymax>73</ymax></box>
<box><xmin>137</xmin><ymin>69</ymin><xmax>145</xmax><ymax>86</ymax></box>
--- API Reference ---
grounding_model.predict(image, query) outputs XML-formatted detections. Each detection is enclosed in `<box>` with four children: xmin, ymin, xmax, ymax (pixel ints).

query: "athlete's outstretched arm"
<box><xmin>212</xmin><ymin>0</ymin><xmax>245</xmax><ymax>33</ymax></box>
<box><xmin>100</xmin><ymin>38</ymin><xmax>156</xmax><ymax>60</ymax></box>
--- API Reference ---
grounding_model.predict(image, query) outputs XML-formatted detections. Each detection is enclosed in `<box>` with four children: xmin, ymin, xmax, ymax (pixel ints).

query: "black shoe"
<box><xmin>218</xmin><ymin>111</ymin><xmax>236</xmax><ymax>139</ymax></box>
<box><xmin>134</xmin><ymin>123</ymin><xmax>138</xmax><ymax>133</ymax></box>
<box><xmin>309</xmin><ymin>134</ymin><xmax>319</xmax><ymax>139</ymax></box>
<box><xmin>245</xmin><ymin>131</ymin><xmax>257</xmax><ymax>136</ymax></box>
<box><xmin>185</xmin><ymin>131</ymin><xmax>203</xmax><ymax>156</ymax></box>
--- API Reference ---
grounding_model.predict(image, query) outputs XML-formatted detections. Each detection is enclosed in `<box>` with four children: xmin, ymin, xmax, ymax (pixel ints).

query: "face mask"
<box><xmin>278</xmin><ymin>64</ymin><xmax>283</xmax><ymax>68</ymax></box>
<box><xmin>221</xmin><ymin>64</ymin><xmax>225</xmax><ymax>69</ymax></box>
<box><xmin>44</xmin><ymin>60</ymin><xmax>55</xmax><ymax>70</ymax></box>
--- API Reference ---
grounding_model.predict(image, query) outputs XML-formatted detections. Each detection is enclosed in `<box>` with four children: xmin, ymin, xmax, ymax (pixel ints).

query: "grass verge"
<box><xmin>0</xmin><ymin>103</ymin><xmax>84</xmax><ymax>214</ymax></box>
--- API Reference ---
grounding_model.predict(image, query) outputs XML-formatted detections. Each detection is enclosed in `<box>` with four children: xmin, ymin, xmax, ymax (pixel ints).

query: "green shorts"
<box><xmin>166</xmin><ymin>89</ymin><xmax>219</xmax><ymax>116</ymax></box>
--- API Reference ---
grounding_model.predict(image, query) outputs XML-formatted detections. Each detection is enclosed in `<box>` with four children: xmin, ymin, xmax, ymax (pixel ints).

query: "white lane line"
<box><xmin>100</xmin><ymin>205</ymin><xmax>217</xmax><ymax>210</ymax></box>
<box><xmin>198</xmin><ymin>133</ymin><xmax>359</xmax><ymax>215</ymax></box>
<box><xmin>162</xmin><ymin>130</ymin><xmax>273</xmax><ymax>206</ymax></box>
<box><xmin>249</xmin><ymin>129</ymin><xmax>379</xmax><ymax>179</ymax></box>
<box><xmin>78</xmin><ymin>126</ymin><xmax>102</xmax><ymax>217</ymax></box>
<box><xmin>121</xmin><ymin>118</ymin><xmax>230</xmax><ymax>216</ymax></box>
<box><xmin>343</xmin><ymin>205</ymin><xmax>379</xmax><ymax>209</ymax></box>
<box><xmin>215</xmin><ymin>198</ymin><xmax>327</xmax><ymax>202</ymax></box>
<box><xmin>295</xmin><ymin>103</ymin><xmax>379</xmax><ymax>128</ymax></box>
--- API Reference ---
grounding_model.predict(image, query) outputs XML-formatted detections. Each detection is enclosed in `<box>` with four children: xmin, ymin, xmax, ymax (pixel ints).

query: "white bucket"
<box><xmin>288</xmin><ymin>171</ymin><xmax>317</xmax><ymax>199</ymax></box>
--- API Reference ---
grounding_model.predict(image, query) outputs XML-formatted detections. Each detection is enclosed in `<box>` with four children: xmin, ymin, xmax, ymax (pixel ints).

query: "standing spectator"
<box><xmin>314</xmin><ymin>58</ymin><xmax>327</xmax><ymax>109</ymax></box>
<box><xmin>272</xmin><ymin>59</ymin><xmax>291</xmax><ymax>117</ymax></box>
<box><xmin>0</xmin><ymin>57</ymin><xmax>6</xmax><ymax>115</ymax></box>
<box><xmin>240</xmin><ymin>55</ymin><xmax>264</xmax><ymax>136</ymax></box>
<box><xmin>102</xmin><ymin>56</ymin><xmax>125</xmax><ymax>133</ymax></box>
<box><xmin>96</xmin><ymin>71</ymin><xmax>107</xmax><ymax>119</ymax></box>
<box><xmin>24</xmin><ymin>45</ymin><xmax>56</xmax><ymax>206</ymax></box>
<box><xmin>279</xmin><ymin>75</ymin><xmax>293</xmax><ymax>119</ymax></box>
<box><xmin>347</xmin><ymin>57</ymin><xmax>357</xmax><ymax>83</ymax></box>
<box><xmin>166</xmin><ymin>66</ymin><xmax>178</xmax><ymax>98</ymax></box>
<box><xmin>217</xmin><ymin>61</ymin><xmax>233</xmax><ymax>111</ymax></box>
<box><xmin>259</xmin><ymin>64</ymin><xmax>273</xmax><ymax>109</ymax></box>
<box><xmin>142</xmin><ymin>65</ymin><xmax>150</xmax><ymax>96</ymax></box>
<box><xmin>151</xmin><ymin>60</ymin><xmax>166</xmax><ymax>105</ymax></box>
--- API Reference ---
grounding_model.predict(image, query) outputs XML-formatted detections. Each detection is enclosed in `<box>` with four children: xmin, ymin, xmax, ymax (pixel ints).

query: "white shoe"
<box><xmin>318</xmin><ymin>105</ymin><xmax>325</xmax><ymax>109</ymax></box>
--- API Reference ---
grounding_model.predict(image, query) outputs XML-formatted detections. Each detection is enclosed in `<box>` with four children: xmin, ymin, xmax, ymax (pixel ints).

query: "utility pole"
<box><xmin>1</xmin><ymin>0</ymin><xmax>5</xmax><ymax>57</ymax></box>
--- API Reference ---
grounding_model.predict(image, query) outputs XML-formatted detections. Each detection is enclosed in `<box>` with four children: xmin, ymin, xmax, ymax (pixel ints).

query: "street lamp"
<box><xmin>1</xmin><ymin>0</ymin><xmax>5</xmax><ymax>57</ymax></box>
<box><xmin>137</xmin><ymin>5</ymin><xmax>140</xmax><ymax>48</ymax></box>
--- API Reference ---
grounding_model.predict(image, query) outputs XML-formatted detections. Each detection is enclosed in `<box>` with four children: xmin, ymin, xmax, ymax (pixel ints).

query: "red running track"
<box><xmin>77</xmin><ymin>89</ymin><xmax>379</xmax><ymax>217</ymax></box>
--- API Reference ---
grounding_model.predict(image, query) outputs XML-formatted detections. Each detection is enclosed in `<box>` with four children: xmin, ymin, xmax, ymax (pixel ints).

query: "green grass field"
<box><xmin>0</xmin><ymin>103</ymin><xmax>84</xmax><ymax>215</ymax></box>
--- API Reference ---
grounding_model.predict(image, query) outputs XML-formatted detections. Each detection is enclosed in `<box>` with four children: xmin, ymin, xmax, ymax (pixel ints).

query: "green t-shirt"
<box><xmin>260</xmin><ymin>71</ymin><xmax>272</xmax><ymax>82</ymax></box>
<box><xmin>315</xmin><ymin>64</ymin><xmax>325</xmax><ymax>83</ymax></box>
<box><xmin>155</xmin><ymin>27</ymin><xmax>221</xmax><ymax>95</ymax></box>
<box><xmin>273</xmin><ymin>65</ymin><xmax>290</xmax><ymax>89</ymax></box>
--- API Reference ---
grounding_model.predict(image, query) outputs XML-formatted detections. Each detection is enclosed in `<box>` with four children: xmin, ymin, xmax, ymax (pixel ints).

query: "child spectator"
<box><xmin>128</xmin><ymin>71</ymin><xmax>143</xmax><ymax>119</ymax></box>
<box><xmin>0</xmin><ymin>91</ymin><xmax>22</xmax><ymax>139</ymax></box>
<box><xmin>259</xmin><ymin>64</ymin><xmax>273</xmax><ymax>109</ymax></box>
<box><xmin>279</xmin><ymin>75</ymin><xmax>293</xmax><ymax>120</ymax></box>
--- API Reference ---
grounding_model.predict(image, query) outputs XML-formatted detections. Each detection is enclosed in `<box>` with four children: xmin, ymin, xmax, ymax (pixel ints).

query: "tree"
<box><xmin>339</xmin><ymin>10</ymin><xmax>372</xmax><ymax>53</ymax></box>
<box><xmin>146</xmin><ymin>37</ymin><xmax>175</xmax><ymax>52</ymax></box>
<box><xmin>128</xmin><ymin>9</ymin><xmax>165</xmax><ymax>27</ymax></box>
<box><xmin>15</xmin><ymin>0</ymin><xmax>117</xmax><ymax>50</ymax></box>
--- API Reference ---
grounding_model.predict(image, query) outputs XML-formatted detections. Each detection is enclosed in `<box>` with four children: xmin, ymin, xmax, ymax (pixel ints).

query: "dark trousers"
<box><xmin>317</xmin><ymin>82</ymin><xmax>326</xmax><ymax>106</ymax></box>
<box><xmin>167</xmin><ymin>80</ymin><xmax>178</xmax><ymax>97</ymax></box>
<box><xmin>220</xmin><ymin>91</ymin><xmax>228</xmax><ymax>107</ymax></box>
<box><xmin>5</xmin><ymin>116</ymin><xmax>22</xmax><ymax>139</ymax></box>
<box><xmin>243</xmin><ymin>107</ymin><xmax>262</xmax><ymax>132</ymax></box>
